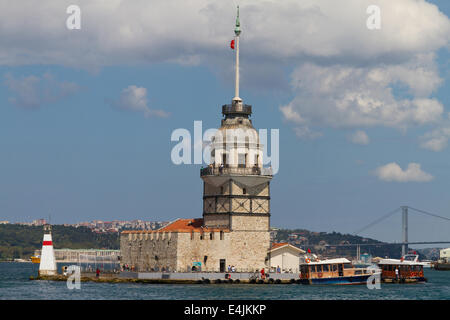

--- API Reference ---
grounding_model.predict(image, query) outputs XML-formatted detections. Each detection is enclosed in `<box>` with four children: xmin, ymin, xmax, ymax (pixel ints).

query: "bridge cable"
<box><xmin>353</xmin><ymin>207</ymin><xmax>401</xmax><ymax>235</ymax></box>
<box><xmin>407</xmin><ymin>206</ymin><xmax>450</xmax><ymax>222</ymax></box>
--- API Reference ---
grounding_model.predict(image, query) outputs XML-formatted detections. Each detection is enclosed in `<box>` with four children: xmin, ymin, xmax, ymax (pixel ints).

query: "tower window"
<box><xmin>220</xmin><ymin>231</ymin><xmax>224</xmax><ymax>240</ymax></box>
<box><xmin>243</xmin><ymin>188</ymin><xmax>247</xmax><ymax>194</ymax></box>
<box><xmin>220</xmin><ymin>186</ymin><xmax>224</xmax><ymax>194</ymax></box>
<box><xmin>210</xmin><ymin>232</ymin><xmax>214</xmax><ymax>240</ymax></box>
<box><xmin>238</xmin><ymin>154</ymin><xmax>245</xmax><ymax>168</ymax></box>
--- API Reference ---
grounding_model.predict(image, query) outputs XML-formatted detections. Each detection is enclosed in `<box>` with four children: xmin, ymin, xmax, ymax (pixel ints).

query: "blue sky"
<box><xmin>1</xmin><ymin>0</ymin><xmax>450</xmax><ymax>245</ymax></box>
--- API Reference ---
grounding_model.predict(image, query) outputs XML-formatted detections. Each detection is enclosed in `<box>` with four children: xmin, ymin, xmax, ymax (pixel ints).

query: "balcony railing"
<box><xmin>222</xmin><ymin>104</ymin><xmax>252</xmax><ymax>116</ymax></box>
<box><xmin>200</xmin><ymin>166</ymin><xmax>272</xmax><ymax>177</ymax></box>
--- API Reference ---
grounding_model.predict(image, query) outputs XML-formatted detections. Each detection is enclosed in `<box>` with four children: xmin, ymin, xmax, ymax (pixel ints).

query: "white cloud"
<box><xmin>111</xmin><ymin>85</ymin><xmax>169</xmax><ymax>118</ymax></box>
<box><xmin>3</xmin><ymin>73</ymin><xmax>78</xmax><ymax>109</ymax></box>
<box><xmin>0</xmin><ymin>1</ymin><xmax>448</xmax><ymax>70</ymax></box>
<box><xmin>0</xmin><ymin>0</ymin><xmax>449</xmax><ymax>134</ymax></box>
<box><xmin>280</xmin><ymin>59</ymin><xmax>444</xmax><ymax>130</ymax></box>
<box><xmin>374</xmin><ymin>162</ymin><xmax>433</xmax><ymax>182</ymax></box>
<box><xmin>348</xmin><ymin>130</ymin><xmax>369</xmax><ymax>145</ymax></box>
<box><xmin>420</xmin><ymin>126</ymin><xmax>450</xmax><ymax>151</ymax></box>
<box><xmin>280</xmin><ymin>104</ymin><xmax>304</xmax><ymax>124</ymax></box>
<box><xmin>293</xmin><ymin>126</ymin><xmax>323</xmax><ymax>140</ymax></box>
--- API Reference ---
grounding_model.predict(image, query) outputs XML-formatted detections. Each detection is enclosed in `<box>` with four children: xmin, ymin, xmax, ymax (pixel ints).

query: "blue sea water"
<box><xmin>0</xmin><ymin>262</ymin><xmax>449</xmax><ymax>300</ymax></box>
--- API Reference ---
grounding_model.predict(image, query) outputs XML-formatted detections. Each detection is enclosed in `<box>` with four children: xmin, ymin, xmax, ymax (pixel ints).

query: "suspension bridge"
<box><xmin>324</xmin><ymin>206</ymin><xmax>450</xmax><ymax>257</ymax></box>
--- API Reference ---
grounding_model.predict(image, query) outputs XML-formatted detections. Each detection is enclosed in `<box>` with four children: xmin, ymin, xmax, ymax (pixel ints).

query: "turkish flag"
<box><xmin>230</xmin><ymin>39</ymin><xmax>235</xmax><ymax>49</ymax></box>
<box><xmin>307</xmin><ymin>248</ymin><xmax>311</xmax><ymax>253</ymax></box>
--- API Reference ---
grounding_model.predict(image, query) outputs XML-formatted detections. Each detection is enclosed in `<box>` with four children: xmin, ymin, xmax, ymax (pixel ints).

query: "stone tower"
<box><xmin>200</xmin><ymin>6</ymin><xmax>272</xmax><ymax>233</ymax></box>
<box><xmin>120</xmin><ymin>8</ymin><xmax>273</xmax><ymax>272</ymax></box>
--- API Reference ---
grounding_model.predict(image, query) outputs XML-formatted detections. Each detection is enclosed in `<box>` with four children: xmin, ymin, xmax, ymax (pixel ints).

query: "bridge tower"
<box><xmin>401</xmin><ymin>206</ymin><xmax>408</xmax><ymax>256</ymax></box>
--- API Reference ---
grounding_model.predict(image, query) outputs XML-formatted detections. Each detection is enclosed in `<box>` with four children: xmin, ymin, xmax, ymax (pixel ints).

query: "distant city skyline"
<box><xmin>3</xmin><ymin>218</ymin><xmax>170</xmax><ymax>234</ymax></box>
<box><xmin>1</xmin><ymin>1</ymin><xmax>450</xmax><ymax>247</ymax></box>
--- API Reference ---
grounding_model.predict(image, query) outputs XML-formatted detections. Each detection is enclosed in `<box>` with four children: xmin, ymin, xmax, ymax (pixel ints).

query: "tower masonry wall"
<box><xmin>120</xmin><ymin>232</ymin><xmax>178</xmax><ymax>272</ymax></box>
<box><xmin>203</xmin><ymin>213</ymin><xmax>230</xmax><ymax>228</ymax></box>
<box><xmin>205</xmin><ymin>182</ymin><xmax>231</xmax><ymax>196</ymax></box>
<box><xmin>231</xmin><ymin>181</ymin><xmax>269</xmax><ymax>196</ymax></box>
<box><xmin>176</xmin><ymin>231</ymin><xmax>232</xmax><ymax>272</ymax></box>
<box><xmin>230</xmin><ymin>215</ymin><xmax>269</xmax><ymax>231</ymax></box>
<box><xmin>228</xmin><ymin>230</ymin><xmax>271</xmax><ymax>272</ymax></box>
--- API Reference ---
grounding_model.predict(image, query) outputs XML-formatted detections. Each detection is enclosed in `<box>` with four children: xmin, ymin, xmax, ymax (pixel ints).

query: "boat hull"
<box><xmin>382</xmin><ymin>277</ymin><xmax>427</xmax><ymax>283</ymax></box>
<box><xmin>31</xmin><ymin>256</ymin><xmax>40</xmax><ymax>264</ymax></box>
<box><xmin>301</xmin><ymin>274</ymin><xmax>372</xmax><ymax>285</ymax></box>
<box><xmin>434</xmin><ymin>263</ymin><xmax>450</xmax><ymax>271</ymax></box>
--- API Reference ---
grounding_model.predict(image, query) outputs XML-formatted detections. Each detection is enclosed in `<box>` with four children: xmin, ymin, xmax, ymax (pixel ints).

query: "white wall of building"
<box><xmin>269</xmin><ymin>246</ymin><xmax>303</xmax><ymax>273</ymax></box>
<box><xmin>440</xmin><ymin>248</ymin><xmax>450</xmax><ymax>260</ymax></box>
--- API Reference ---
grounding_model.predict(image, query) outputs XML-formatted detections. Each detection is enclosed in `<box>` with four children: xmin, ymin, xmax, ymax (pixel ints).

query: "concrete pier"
<box><xmin>31</xmin><ymin>271</ymin><xmax>303</xmax><ymax>284</ymax></box>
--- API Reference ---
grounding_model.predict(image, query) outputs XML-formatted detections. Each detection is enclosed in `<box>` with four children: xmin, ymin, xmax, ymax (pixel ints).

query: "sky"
<box><xmin>1</xmin><ymin>0</ymin><xmax>450</xmax><ymax>246</ymax></box>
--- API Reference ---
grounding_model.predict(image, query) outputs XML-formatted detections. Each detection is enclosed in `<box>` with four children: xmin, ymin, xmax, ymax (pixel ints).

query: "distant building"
<box><xmin>360</xmin><ymin>253</ymin><xmax>372</xmax><ymax>264</ymax></box>
<box><xmin>0</xmin><ymin>221</ymin><xmax>9</xmax><ymax>224</ymax></box>
<box><xmin>34</xmin><ymin>248</ymin><xmax>120</xmax><ymax>263</ymax></box>
<box><xmin>440</xmin><ymin>248</ymin><xmax>450</xmax><ymax>262</ymax></box>
<box><xmin>32</xmin><ymin>219</ymin><xmax>47</xmax><ymax>226</ymax></box>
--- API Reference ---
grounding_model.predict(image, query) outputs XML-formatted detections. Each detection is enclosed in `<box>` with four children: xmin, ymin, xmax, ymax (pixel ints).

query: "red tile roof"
<box><xmin>271</xmin><ymin>242</ymin><xmax>289</xmax><ymax>249</ymax></box>
<box><xmin>270</xmin><ymin>242</ymin><xmax>305</xmax><ymax>253</ymax></box>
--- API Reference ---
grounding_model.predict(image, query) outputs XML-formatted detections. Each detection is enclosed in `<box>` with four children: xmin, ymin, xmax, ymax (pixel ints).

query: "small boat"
<box><xmin>299</xmin><ymin>258</ymin><xmax>379</xmax><ymax>285</ymax></box>
<box><xmin>401</xmin><ymin>253</ymin><xmax>432</xmax><ymax>268</ymax></box>
<box><xmin>377</xmin><ymin>257</ymin><xmax>427</xmax><ymax>283</ymax></box>
<box><xmin>434</xmin><ymin>261</ymin><xmax>450</xmax><ymax>270</ymax></box>
<box><xmin>31</xmin><ymin>255</ymin><xmax>41</xmax><ymax>264</ymax></box>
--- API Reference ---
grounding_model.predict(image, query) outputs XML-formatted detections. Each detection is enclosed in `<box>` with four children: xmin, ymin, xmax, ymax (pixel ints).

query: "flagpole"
<box><xmin>234</xmin><ymin>6</ymin><xmax>241</xmax><ymax>102</ymax></box>
<box><xmin>235</xmin><ymin>34</ymin><xmax>239</xmax><ymax>99</ymax></box>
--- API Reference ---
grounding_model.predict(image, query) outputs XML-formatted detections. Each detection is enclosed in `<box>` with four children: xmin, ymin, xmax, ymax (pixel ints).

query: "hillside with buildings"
<box><xmin>0</xmin><ymin>224</ymin><xmax>119</xmax><ymax>260</ymax></box>
<box><xmin>272</xmin><ymin>228</ymin><xmax>406</xmax><ymax>260</ymax></box>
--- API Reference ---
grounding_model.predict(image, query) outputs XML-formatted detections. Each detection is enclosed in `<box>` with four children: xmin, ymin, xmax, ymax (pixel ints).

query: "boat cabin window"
<box><xmin>310</xmin><ymin>265</ymin><xmax>316</xmax><ymax>273</ymax></box>
<box><xmin>322</xmin><ymin>265</ymin><xmax>329</xmax><ymax>272</ymax></box>
<box><xmin>316</xmin><ymin>265</ymin><xmax>322</xmax><ymax>272</ymax></box>
<box><xmin>343</xmin><ymin>263</ymin><xmax>353</xmax><ymax>269</ymax></box>
<box><xmin>332</xmin><ymin>264</ymin><xmax>337</xmax><ymax>272</ymax></box>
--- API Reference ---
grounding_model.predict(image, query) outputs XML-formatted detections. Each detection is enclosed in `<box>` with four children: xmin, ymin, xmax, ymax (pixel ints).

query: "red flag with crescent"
<box><xmin>230</xmin><ymin>39</ymin><xmax>235</xmax><ymax>49</ymax></box>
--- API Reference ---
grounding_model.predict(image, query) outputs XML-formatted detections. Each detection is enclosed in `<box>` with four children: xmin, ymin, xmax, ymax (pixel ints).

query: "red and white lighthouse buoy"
<box><xmin>38</xmin><ymin>224</ymin><xmax>57</xmax><ymax>276</ymax></box>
